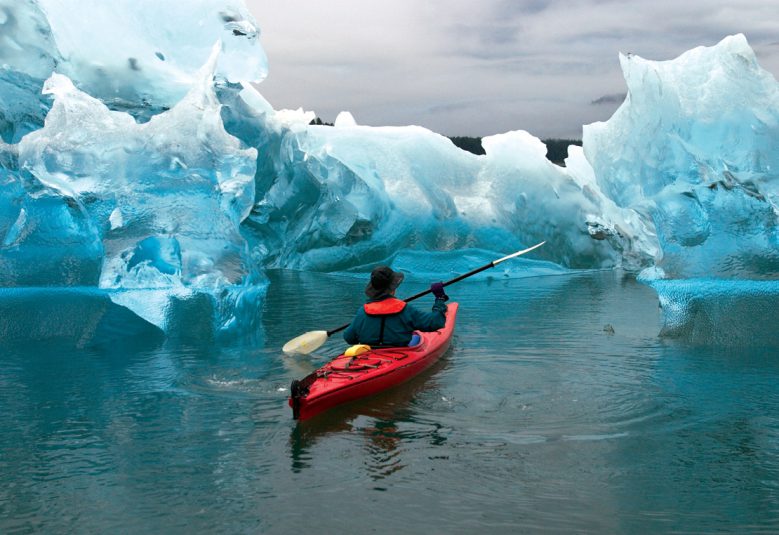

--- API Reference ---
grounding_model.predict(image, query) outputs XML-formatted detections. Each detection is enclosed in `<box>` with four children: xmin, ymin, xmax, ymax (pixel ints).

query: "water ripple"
<box><xmin>3</xmin><ymin>272</ymin><xmax>779</xmax><ymax>533</ymax></box>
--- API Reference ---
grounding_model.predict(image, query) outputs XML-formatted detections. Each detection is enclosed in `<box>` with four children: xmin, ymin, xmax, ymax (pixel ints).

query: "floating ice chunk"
<box><xmin>234</xmin><ymin>105</ymin><xmax>655</xmax><ymax>272</ymax></box>
<box><xmin>245</xmin><ymin>121</ymin><xmax>487</xmax><ymax>271</ymax></box>
<box><xmin>584</xmin><ymin>34</ymin><xmax>779</xmax><ymax>279</ymax></box>
<box><xmin>10</xmin><ymin>41</ymin><xmax>260</xmax><ymax>330</ymax></box>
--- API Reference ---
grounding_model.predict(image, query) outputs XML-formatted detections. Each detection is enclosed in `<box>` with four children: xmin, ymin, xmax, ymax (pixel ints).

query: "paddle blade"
<box><xmin>282</xmin><ymin>330</ymin><xmax>329</xmax><ymax>355</ymax></box>
<box><xmin>493</xmin><ymin>241</ymin><xmax>546</xmax><ymax>265</ymax></box>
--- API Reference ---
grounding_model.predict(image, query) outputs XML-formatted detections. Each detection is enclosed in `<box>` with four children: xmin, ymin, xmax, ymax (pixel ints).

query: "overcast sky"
<box><xmin>245</xmin><ymin>1</ymin><xmax>779</xmax><ymax>139</ymax></box>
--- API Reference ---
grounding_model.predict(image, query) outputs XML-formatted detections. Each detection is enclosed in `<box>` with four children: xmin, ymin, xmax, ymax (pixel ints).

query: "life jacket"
<box><xmin>364</xmin><ymin>297</ymin><xmax>406</xmax><ymax>315</ymax></box>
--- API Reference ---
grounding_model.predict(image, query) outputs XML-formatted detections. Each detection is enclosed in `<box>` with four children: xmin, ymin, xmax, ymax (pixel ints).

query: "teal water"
<box><xmin>2</xmin><ymin>271</ymin><xmax>779</xmax><ymax>533</ymax></box>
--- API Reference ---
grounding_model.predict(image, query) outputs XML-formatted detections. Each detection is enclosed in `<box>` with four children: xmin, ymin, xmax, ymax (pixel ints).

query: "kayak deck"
<box><xmin>289</xmin><ymin>302</ymin><xmax>459</xmax><ymax>420</ymax></box>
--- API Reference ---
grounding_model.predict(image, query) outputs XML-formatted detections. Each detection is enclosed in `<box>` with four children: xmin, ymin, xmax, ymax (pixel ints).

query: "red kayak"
<box><xmin>289</xmin><ymin>302</ymin><xmax>459</xmax><ymax>420</ymax></box>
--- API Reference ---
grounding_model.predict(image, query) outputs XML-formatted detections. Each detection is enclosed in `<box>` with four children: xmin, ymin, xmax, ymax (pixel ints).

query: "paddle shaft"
<box><xmin>280</xmin><ymin>242</ymin><xmax>544</xmax><ymax>354</ymax></box>
<box><xmin>326</xmin><ymin>257</ymin><xmax>508</xmax><ymax>337</ymax></box>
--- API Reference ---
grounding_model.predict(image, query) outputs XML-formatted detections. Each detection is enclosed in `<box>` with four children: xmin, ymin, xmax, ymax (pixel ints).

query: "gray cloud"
<box><xmin>246</xmin><ymin>0</ymin><xmax>779</xmax><ymax>139</ymax></box>
<box><xmin>426</xmin><ymin>100</ymin><xmax>485</xmax><ymax>115</ymax></box>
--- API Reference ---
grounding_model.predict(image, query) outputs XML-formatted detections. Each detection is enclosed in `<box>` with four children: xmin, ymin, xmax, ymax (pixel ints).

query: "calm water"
<box><xmin>2</xmin><ymin>271</ymin><xmax>779</xmax><ymax>534</ymax></box>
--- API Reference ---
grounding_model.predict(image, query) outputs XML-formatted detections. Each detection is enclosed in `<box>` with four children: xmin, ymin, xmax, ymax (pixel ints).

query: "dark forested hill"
<box><xmin>448</xmin><ymin>136</ymin><xmax>582</xmax><ymax>165</ymax></box>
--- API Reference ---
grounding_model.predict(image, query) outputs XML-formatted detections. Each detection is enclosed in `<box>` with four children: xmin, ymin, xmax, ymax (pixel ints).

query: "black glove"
<box><xmin>430</xmin><ymin>282</ymin><xmax>449</xmax><ymax>301</ymax></box>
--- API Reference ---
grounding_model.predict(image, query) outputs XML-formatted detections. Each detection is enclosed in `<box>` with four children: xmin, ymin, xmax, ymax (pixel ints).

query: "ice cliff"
<box><xmin>1</xmin><ymin>0</ymin><xmax>778</xmax><ymax>343</ymax></box>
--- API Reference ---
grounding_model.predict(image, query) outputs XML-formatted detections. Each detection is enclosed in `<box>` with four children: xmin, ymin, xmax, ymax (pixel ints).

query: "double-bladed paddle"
<box><xmin>282</xmin><ymin>241</ymin><xmax>546</xmax><ymax>355</ymax></box>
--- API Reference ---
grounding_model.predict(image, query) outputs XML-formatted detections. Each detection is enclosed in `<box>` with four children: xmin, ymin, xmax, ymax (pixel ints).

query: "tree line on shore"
<box><xmin>448</xmin><ymin>136</ymin><xmax>582</xmax><ymax>165</ymax></box>
<box><xmin>309</xmin><ymin>118</ymin><xmax>582</xmax><ymax>165</ymax></box>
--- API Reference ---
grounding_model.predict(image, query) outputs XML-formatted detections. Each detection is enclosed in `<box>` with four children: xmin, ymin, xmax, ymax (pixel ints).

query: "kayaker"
<box><xmin>343</xmin><ymin>265</ymin><xmax>449</xmax><ymax>347</ymax></box>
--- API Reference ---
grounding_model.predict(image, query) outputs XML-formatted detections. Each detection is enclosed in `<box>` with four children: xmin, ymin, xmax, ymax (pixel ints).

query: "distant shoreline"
<box><xmin>307</xmin><ymin>119</ymin><xmax>581</xmax><ymax>165</ymax></box>
<box><xmin>448</xmin><ymin>136</ymin><xmax>582</xmax><ymax>165</ymax></box>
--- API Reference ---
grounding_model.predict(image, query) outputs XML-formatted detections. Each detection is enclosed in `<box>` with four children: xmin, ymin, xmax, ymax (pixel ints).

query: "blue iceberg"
<box><xmin>587</xmin><ymin>34</ymin><xmax>779</xmax><ymax>346</ymax></box>
<box><xmin>585</xmin><ymin>34</ymin><xmax>779</xmax><ymax>281</ymax></box>
<box><xmin>1</xmin><ymin>8</ymin><xmax>265</xmax><ymax>336</ymax></box>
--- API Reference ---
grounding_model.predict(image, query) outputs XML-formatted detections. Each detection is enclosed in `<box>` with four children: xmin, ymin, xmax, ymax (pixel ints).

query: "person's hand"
<box><xmin>430</xmin><ymin>282</ymin><xmax>449</xmax><ymax>301</ymax></box>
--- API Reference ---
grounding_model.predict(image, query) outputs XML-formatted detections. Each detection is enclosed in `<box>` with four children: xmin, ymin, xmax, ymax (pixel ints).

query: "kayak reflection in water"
<box><xmin>343</xmin><ymin>266</ymin><xmax>449</xmax><ymax>348</ymax></box>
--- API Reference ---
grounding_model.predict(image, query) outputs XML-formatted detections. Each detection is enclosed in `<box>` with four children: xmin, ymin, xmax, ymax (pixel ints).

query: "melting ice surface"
<box><xmin>1</xmin><ymin>0</ymin><xmax>778</xmax><ymax>344</ymax></box>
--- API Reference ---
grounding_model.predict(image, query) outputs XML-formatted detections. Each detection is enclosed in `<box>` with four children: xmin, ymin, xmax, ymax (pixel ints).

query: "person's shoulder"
<box><xmin>403</xmin><ymin>302</ymin><xmax>426</xmax><ymax>314</ymax></box>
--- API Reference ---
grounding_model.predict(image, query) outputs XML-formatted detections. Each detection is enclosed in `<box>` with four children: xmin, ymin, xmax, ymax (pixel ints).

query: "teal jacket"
<box><xmin>343</xmin><ymin>295</ymin><xmax>448</xmax><ymax>347</ymax></box>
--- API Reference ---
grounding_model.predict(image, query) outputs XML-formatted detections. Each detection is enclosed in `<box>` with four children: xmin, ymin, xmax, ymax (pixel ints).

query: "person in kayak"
<box><xmin>343</xmin><ymin>265</ymin><xmax>449</xmax><ymax>347</ymax></box>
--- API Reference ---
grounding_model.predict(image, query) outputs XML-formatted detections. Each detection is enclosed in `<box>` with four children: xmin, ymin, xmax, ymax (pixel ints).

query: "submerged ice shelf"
<box><xmin>640</xmin><ymin>277</ymin><xmax>779</xmax><ymax>346</ymax></box>
<box><xmin>1</xmin><ymin>0</ymin><xmax>778</xmax><ymax>344</ymax></box>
